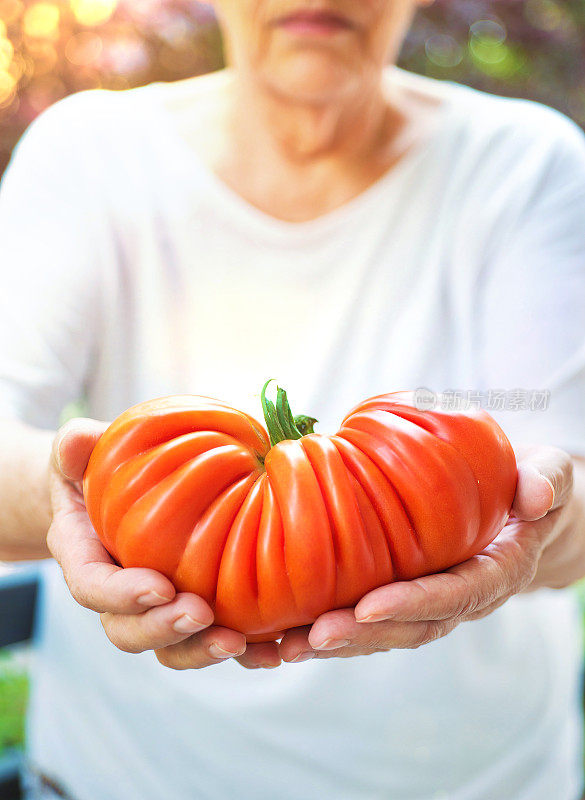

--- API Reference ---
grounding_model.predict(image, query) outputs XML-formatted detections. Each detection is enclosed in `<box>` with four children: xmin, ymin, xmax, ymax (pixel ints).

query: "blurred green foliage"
<box><xmin>402</xmin><ymin>1</ymin><xmax>585</xmax><ymax>124</ymax></box>
<box><xmin>0</xmin><ymin>656</ymin><xmax>28</xmax><ymax>754</ymax></box>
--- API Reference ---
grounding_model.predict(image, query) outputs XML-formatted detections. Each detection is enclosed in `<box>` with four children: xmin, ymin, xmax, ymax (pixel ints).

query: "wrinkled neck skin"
<box><xmin>231</xmin><ymin>65</ymin><xmax>397</xmax><ymax>164</ymax></box>
<box><xmin>206</xmin><ymin>65</ymin><xmax>429</xmax><ymax>222</ymax></box>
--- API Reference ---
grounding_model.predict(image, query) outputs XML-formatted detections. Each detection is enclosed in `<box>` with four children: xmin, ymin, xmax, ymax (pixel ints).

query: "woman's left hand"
<box><xmin>279</xmin><ymin>445</ymin><xmax>585</xmax><ymax>664</ymax></box>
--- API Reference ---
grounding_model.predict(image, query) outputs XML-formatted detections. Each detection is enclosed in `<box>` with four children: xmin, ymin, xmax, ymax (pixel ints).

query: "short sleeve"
<box><xmin>476</xmin><ymin>108</ymin><xmax>585</xmax><ymax>456</ymax></box>
<box><xmin>0</xmin><ymin>92</ymin><xmax>102</xmax><ymax>429</ymax></box>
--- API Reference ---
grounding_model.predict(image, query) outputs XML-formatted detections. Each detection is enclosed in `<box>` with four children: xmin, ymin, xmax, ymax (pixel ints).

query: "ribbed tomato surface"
<box><xmin>83</xmin><ymin>390</ymin><xmax>517</xmax><ymax>641</ymax></box>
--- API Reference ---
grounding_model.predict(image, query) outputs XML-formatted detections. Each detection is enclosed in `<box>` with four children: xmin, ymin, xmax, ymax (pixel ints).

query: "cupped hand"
<box><xmin>279</xmin><ymin>445</ymin><xmax>576</xmax><ymax>664</ymax></box>
<box><xmin>47</xmin><ymin>419</ymin><xmax>281</xmax><ymax>670</ymax></box>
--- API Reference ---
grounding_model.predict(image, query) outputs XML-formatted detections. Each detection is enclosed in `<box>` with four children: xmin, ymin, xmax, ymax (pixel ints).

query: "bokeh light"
<box><xmin>0</xmin><ymin>0</ymin><xmax>23</xmax><ymax>25</ymax></box>
<box><xmin>23</xmin><ymin>2</ymin><xmax>60</xmax><ymax>40</ymax></box>
<box><xmin>70</xmin><ymin>0</ymin><xmax>116</xmax><ymax>27</ymax></box>
<box><xmin>0</xmin><ymin>68</ymin><xmax>16</xmax><ymax>105</ymax></box>
<box><xmin>0</xmin><ymin>34</ymin><xmax>13</xmax><ymax>69</ymax></box>
<box><xmin>400</xmin><ymin>1</ymin><xmax>584</xmax><ymax>126</ymax></box>
<box><xmin>425</xmin><ymin>35</ymin><xmax>464</xmax><ymax>69</ymax></box>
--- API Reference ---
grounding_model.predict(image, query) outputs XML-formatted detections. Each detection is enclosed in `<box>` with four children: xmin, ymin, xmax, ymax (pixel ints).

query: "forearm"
<box><xmin>531</xmin><ymin>456</ymin><xmax>585</xmax><ymax>590</ymax></box>
<box><xmin>0</xmin><ymin>418</ymin><xmax>54</xmax><ymax>560</ymax></box>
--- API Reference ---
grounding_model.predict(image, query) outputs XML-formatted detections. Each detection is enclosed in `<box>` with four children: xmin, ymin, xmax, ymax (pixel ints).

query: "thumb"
<box><xmin>52</xmin><ymin>418</ymin><xmax>110</xmax><ymax>483</ymax></box>
<box><xmin>512</xmin><ymin>446</ymin><xmax>573</xmax><ymax>521</ymax></box>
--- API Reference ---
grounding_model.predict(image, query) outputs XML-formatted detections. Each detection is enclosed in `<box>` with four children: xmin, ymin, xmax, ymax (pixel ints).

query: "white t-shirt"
<box><xmin>1</xmin><ymin>68</ymin><xmax>585</xmax><ymax>800</ymax></box>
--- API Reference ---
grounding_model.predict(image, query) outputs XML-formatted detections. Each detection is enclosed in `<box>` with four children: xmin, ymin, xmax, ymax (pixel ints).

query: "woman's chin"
<box><xmin>262</xmin><ymin>54</ymin><xmax>359</xmax><ymax>104</ymax></box>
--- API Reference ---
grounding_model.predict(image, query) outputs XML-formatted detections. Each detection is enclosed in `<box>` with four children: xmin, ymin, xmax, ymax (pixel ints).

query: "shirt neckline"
<box><xmin>142</xmin><ymin>76</ymin><xmax>463</xmax><ymax>244</ymax></box>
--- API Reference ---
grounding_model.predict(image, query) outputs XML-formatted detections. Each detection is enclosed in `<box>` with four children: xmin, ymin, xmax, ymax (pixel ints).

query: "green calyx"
<box><xmin>260</xmin><ymin>379</ymin><xmax>318</xmax><ymax>447</ymax></box>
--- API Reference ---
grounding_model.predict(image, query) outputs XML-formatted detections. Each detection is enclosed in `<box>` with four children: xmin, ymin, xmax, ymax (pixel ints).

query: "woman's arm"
<box><xmin>0</xmin><ymin>419</ymin><xmax>53</xmax><ymax>559</ymax></box>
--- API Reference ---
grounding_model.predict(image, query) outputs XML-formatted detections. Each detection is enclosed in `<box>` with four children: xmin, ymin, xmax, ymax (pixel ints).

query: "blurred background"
<box><xmin>0</xmin><ymin>0</ymin><xmax>584</xmax><ymax>795</ymax></box>
<box><xmin>0</xmin><ymin>0</ymin><xmax>584</xmax><ymax>177</ymax></box>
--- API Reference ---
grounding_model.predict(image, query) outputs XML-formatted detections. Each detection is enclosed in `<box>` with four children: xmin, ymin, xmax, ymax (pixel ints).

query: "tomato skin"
<box><xmin>83</xmin><ymin>391</ymin><xmax>517</xmax><ymax>641</ymax></box>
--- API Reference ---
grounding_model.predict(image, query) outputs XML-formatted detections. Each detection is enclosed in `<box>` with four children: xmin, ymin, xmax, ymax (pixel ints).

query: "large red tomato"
<box><xmin>83</xmin><ymin>381</ymin><xmax>517</xmax><ymax>641</ymax></box>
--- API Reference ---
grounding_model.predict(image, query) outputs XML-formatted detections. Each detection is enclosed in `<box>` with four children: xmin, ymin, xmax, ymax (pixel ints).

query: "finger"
<box><xmin>48</xmin><ymin>471</ymin><xmax>177</xmax><ymax>613</ymax></box>
<box><xmin>306</xmin><ymin>608</ymin><xmax>456</xmax><ymax>651</ymax></box>
<box><xmin>513</xmin><ymin>446</ymin><xmax>573</xmax><ymax>520</ymax></box>
<box><xmin>354</xmin><ymin>518</ymin><xmax>548</xmax><ymax>624</ymax></box>
<box><xmin>52</xmin><ymin>418</ymin><xmax>110</xmax><ymax>483</ymax></box>
<box><xmin>308</xmin><ymin>609</ymin><xmax>363</xmax><ymax>650</ymax></box>
<box><xmin>235</xmin><ymin>641</ymin><xmax>281</xmax><ymax>669</ymax></box>
<box><xmin>101</xmin><ymin>593</ymin><xmax>214</xmax><ymax>653</ymax></box>
<box><xmin>355</xmin><ymin>573</ymin><xmax>479</xmax><ymax>625</ymax></box>
<box><xmin>307</xmin><ymin>613</ymin><xmax>459</xmax><ymax>656</ymax></box>
<box><xmin>279</xmin><ymin>626</ymin><xmax>315</xmax><ymax>663</ymax></box>
<box><xmin>281</xmin><ymin>616</ymin><xmax>458</xmax><ymax>660</ymax></box>
<box><xmin>460</xmin><ymin>594</ymin><xmax>511</xmax><ymax>621</ymax></box>
<box><xmin>155</xmin><ymin>627</ymin><xmax>247</xmax><ymax>670</ymax></box>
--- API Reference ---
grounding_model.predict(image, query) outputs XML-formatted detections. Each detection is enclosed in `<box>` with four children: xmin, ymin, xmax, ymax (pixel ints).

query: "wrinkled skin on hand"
<box><xmin>48</xmin><ymin>420</ymin><xmax>279</xmax><ymax>669</ymax></box>
<box><xmin>278</xmin><ymin>445</ymin><xmax>578</xmax><ymax>664</ymax></box>
<box><xmin>48</xmin><ymin>422</ymin><xmax>578</xmax><ymax>669</ymax></box>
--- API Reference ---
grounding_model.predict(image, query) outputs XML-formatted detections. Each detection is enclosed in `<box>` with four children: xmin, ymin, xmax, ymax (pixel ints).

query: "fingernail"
<box><xmin>259</xmin><ymin>663</ymin><xmax>280</xmax><ymax>669</ymax></box>
<box><xmin>290</xmin><ymin>651</ymin><xmax>314</xmax><ymax>663</ymax></box>
<box><xmin>312</xmin><ymin>638</ymin><xmax>350</xmax><ymax>651</ymax></box>
<box><xmin>54</xmin><ymin>437</ymin><xmax>64</xmax><ymax>473</ymax></box>
<box><xmin>53</xmin><ymin>431</ymin><xmax>73</xmax><ymax>478</ymax></box>
<box><xmin>538</xmin><ymin>471</ymin><xmax>555</xmax><ymax>511</ymax></box>
<box><xmin>172</xmin><ymin>614</ymin><xmax>206</xmax><ymax>634</ymax></box>
<box><xmin>137</xmin><ymin>591</ymin><xmax>173</xmax><ymax>606</ymax></box>
<box><xmin>356</xmin><ymin>613</ymin><xmax>390</xmax><ymax>623</ymax></box>
<box><xmin>209</xmin><ymin>643</ymin><xmax>242</xmax><ymax>660</ymax></box>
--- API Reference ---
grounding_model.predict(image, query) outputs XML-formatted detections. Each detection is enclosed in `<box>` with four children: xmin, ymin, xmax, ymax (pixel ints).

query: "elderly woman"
<box><xmin>1</xmin><ymin>1</ymin><xmax>585</xmax><ymax>798</ymax></box>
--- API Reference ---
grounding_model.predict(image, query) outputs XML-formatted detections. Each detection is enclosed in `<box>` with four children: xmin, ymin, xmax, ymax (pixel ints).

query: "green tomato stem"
<box><xmin>260</xmin><ymin>379</ymin><xmax>318</xmax><ymax>447</ymax></box>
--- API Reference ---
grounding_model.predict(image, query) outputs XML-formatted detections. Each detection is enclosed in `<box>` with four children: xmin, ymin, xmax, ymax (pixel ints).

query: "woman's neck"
<box><xmin>167</xmin><ymin>67</ymin><xmax>443</xmax><ymax>223</ymax></box>
<box><xmin>230</xmin><ymin>68</ymin><xmax>397</xmax><ymax>164</ymax></box>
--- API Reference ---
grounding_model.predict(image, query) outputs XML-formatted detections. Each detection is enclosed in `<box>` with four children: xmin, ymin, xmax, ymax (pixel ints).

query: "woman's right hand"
<box><xmin>47</xmin><ymin>419</ymin><xmax>282</xmax><ymax>670</ymax></box>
